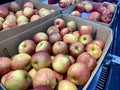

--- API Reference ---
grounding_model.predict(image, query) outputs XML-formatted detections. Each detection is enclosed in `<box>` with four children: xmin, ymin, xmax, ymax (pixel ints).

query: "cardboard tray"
<box><xmin>0</xmin><ymin>0</ymin><xmax>61</xmax><ymax>41</ymax></box>
<box><xmin>62</xmin><ymin>1</ymin><xmax>117</xmax><ymax>27</ymax></box>
<box><xmin>0</xmin><ymin>14</ymin><xmax>113</xmax><ymax>90</ymax></box>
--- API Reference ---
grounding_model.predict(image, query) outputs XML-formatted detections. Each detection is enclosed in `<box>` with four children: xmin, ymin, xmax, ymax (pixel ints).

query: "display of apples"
<box><xmin>0</xmin><ymin>18</ymin><xmax>106</xmax><ymax>90</ymax></box>
<box><xmin>71</xmin><ymin>1</ymin><xmax>116</xmax><ymax>24</ymax></box>
<box><xmin>0</xmin><ymin>1</ymin><xmax>56</xmax><ymax>31</ymax></box>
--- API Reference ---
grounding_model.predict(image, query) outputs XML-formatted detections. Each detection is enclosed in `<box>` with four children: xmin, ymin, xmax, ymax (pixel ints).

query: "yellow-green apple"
<box><xmin>70</xmin><ymin>42</ymin><xmax>84</xmax><ymax>58</ymax></box>
<box><xmin>18</xmin><ymin>39</ymin><xmax>36</xmax><ymax>55</ymax></box>
<box><xmin>35</xmin><ymin>40</ymin><xmax>52</xmax><ymax>53</ymax></box>
<box><xmin>53</xmin><ymin>18</ymin><xmax>65</xmax><ymax>30</ymax></box>
<box><xmin>67</xmin><ymin>20</ymin><xmax>77</xmax><ymax>32</ymax></box>
<box><xmin>33</xmin><ymin>68</ymin><xmax>56</xmax><ymax>89</ymax></box>
<box><xmin>33</xmin><ymin>32</ymin><xmax>48</xmax><ymax>43</ymax></box>
<box><xmin>4</xmin><ymin>70</ymin><xmax>31</xmax><ymax>90</ymax></box>
<box><xmin>5</xmin><ymin>14</ymin><xmax>17</xmax><ymax>22</ymax></box>
<box><xmin>30</xmin><ymin>15</ymin><xmax>40</xmax><ymax>22</ymax></box>
<box><xmin>52</xmin><ymin>41</ymin><xmax>68</xmax><ymax>55</ymax></box>
<box><xmin>75</xmin><ymin>3</ymin><xmax>84</xmax><ymax>13</ymax></box>
<box><xmin>79</xmin><ymin>25</ymin><xmax>93</xmax><ymax>35</ymax></box>
<box><xmin>9</xmin><ymin>2</ymin><xmax>21</xmax><ymax>13</ymax></box>
<box><xmin>79</xmin><ymin>34</ymin><xmax>93</xmax><ymax>46</ymax></box>
<box><xmin>0</xmin><ymin>5</ymin><xmax>9</xmax><ymax>18</ymax></box>
<box><xmin>31</xmin><ymin>51</ymin><xmax>52</xmax><ymax>70</ymax></box>
<box><xmin>67</xmin><ymin>62</ymin><xmax>90</xmax><ymax>85</ymax></box>
<box><xmin>53</xmin><ymin>70</ymin><xmax>63</xmax><ymax>82</ymax></box>
<box><xmin>63</xmin><ymin>33</ymin><xmax>78</xmax><ymax>44</ymax></box>
<box><xmin>76</xmin><ymin>52</ymin><xmax>97</xmax><ymax>70</ymax></box>
<box><xmin>58</xmin><ymin>80</ymin><xmax>78</xmax><ymax>90</ymax></box>
<box><xmin>52</xmin><ymin>54</ymin><xmax>71</xmax><ymax>74</ymax></box>
<box><xmin>48</xmin><ymin>32</ymin><xmax>62</xmax><ymax>44</ymax></box>
<box><xmin>60</xmin><ymin>27</ymin><xmax>71</xmax><ymax>36</ymax></box>
<box><xmin>100</xmin><ymin>13</ymin><xmax>112</xmax><ymax>23</ymax></box>
<box><xmin>71</xmin><ymin>10</ymin><xmax>81</xmax><ymax>17</ymax></box>
<box><xmin>15</xmin><ymin>10</ymin><xmax>23</xmax><ymax>17</ymax></box>
<box><xmin>11</xmin><ymin>53</ymin><xmax>31</xmax><ymax>71</ymax></box>
<box><xmin>92</xmin><ymin>38</ymin><xmax>105</xmax><ymax>49</ymax></box>
<box><xmin>47</xmin><ymin>25</ymin><xmax>60</xmax><ymax>35</ymax></box>
<box><xmin>0</xmin><ymin>57</ymin><xmax>11</xmax><ymax>76</ymax></box>
<box><xmin>59</xmin><ymin>0</ymin><xmax>70</xmax><ymax>8</ymax></box>
<box><xmin>88</xmin><ymin>11</ymin><xmax>101</xmax><ymax>21</ymax></box>
<box><xmin>38</xmin><ymin>9</ymin><xmax>51</xmax><ymax>18</ymax></box>
<box><xmin>23</xmin><ymin>7</ymin><xmax>35</xmax><ymax>18</ymax></box>
<box><xmin>23</xmin><ymin>1</ymin><xmax>34</xmax><ymax>9</ymax></box>
<box><xmin>17</xmin><ymin>15</ymin><xmax>29</xmax><ymax>24</ymax></box>
<box><xmin>28</xmin><ymin>68</ymin><xmax>37</xmax><ymax>80</ymax></box>
<box><xmin>84</xmin><ymin>3</ymin><xmax>93</xmax><ymax>12</ymax></box>
<box><xmin>33</xmin><ymin>85</ymin><xmax>52</xmax><ymax>90</ymax></box>
<box><xmin>86</xmin><ymin>43</ymin><xmax>102</xmax><ymax>59</ymax></box>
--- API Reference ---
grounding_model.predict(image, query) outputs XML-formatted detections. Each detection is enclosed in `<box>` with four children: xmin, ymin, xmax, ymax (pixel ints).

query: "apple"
<box><xmin>48</xmin><ymin>32</ymin><xmax>62</xmax><ymax>44</ymax></box>
<box><xmin>86</xmin><ymin>42</ymin><xmax>102</xmax><ymax>59</ymax></box>
<box><xmin>79</xmin><ymin>34</ymin><xmax>93</xmax><ymax>46</ymax></box>
<box><xmin>23</xmin><ymin>7</ymin><xmax>35</xmax><ymax>18</ymax></box>
<box><xmin>53</xmin><ymin>18</ymin><xmax>65</xmax><ymax>30</ymax></box>
<box><xmin>4</xmin><ymin>70</ymin><xmax>31</xmax><ymax>90</ymax></box>
<box><xmin>48</xmin><ymin>0</ymin><xmax>58</xmax><ymax>4</ymax></box>
<box><xmin>84</xmin><ymin>3</ymin><xmax>93</xmax><ymax>12</ymax></box>
<box><xmin>30</xmin><ymin>15</ymin><xmax>40</xmax><ymax>22</ymax></box>
<box><xmin>28</xmin><ymin>68</ymin><xmax>37</xmax><ymax>80</ymax></box>
<box><xmin>79</xmin><ymin>25</ymin><xmax>93</xmax><ymax>35</ymax></box>
<box><xmin>60</xmin><ymin>27</ymin><xmax>71</xmax><ymax>36</ymax></box>
<box><xmin>0</xmin><ymin>17</ymin><xmax>4</xmax><ymax>22</ymax></box>
<box><xmin>71</xmin><ymin>10</ymin><xmax>81</xmax><ymax>17</ymax></box>
<box><xmin>0</xmin><ymin>57</ymin><xmax>11</xmax><ymax>76</ymax></box>
<box><xmin>17</xmin><ymin>22</ymin><xmax>28</xmax><ymax>26</ymax></box>
<box><xmin>67</xmin><ymin>55</ymin><xmax>75</xmax><ymax>64</ymax></box>
<box><xmin>96</xmin><ymin>5</ymin><xmax>107</xmax><ymax>14</ymax></box>
<box><xmin>23</xmin><ymin>1</ymin><xmax>34</xmax><ymax>8</ymax></box>
<box><xmin>59</xmin><ymin>0</ymin><xmax>71</xmax><ymax>8</ymax></box>
<box><xmin>70</xmin><ymin>42</ymin><xmax>85</xmax><ymax>58</ymax></box>
<box><xmin>18</xmin><ymin>39</ymin><xmax>36</xmax><ymax>55</ymax></box>
<box><xmin>72</xmin><ymin>31</ymin><xmax>80</xmax><ymax>41</ymax></box>
<box><xmin>47</xmin><ymin>25</ymin><xmax>60</xmax><ymax>35</ymax></box>
<box><xmin>15</xmin><ymin>10</ymin><xmax>23</xmax><ymax>17</ymax></box>
<box><xmin>69</xmin><ymin>0</ymin><xmax>76</xmax><ymax>5</ymax></box>
<box><xmin>11</xmin><ymin>53</ymin><xmax>31</xmax><ymax>71</ymax></box>
<box><xmin>9</xmin><ymin>2</ymin><xmax>21</xmax><ymax>12</ymax></box>
<box><xmin>75</xmin><ymin>3</ymin><xmax>84</xmax><ymax>13</ymax></box>
<box><xmin>77</xmin><ymin>52</ymin><xmax>97</xmax><ymax>70</ymax></box>
<box><xmin>67</xmin><ymin>62</ymin><xmax>90</xmax><ymax>85</ymax></box>
<box><xmin>33</xmin><ymin>68</ymin><xmax>56</xmax><ymax>89</ymax></box>
<box><xmin>81</xmin><ymin>1</ymin><xmax>89</xmax><ymax>6</ymax></box>
<box><xmin>52</xmin><ymin>41</ymin><xmax>68</xmax><ymax>55</ymax></box>
<box><xmin>53</xmin><ymin>70</ymin><xmax>63</xmax><ymax>82</ymax></box>
<box><xmin>35</xmin><ymin>40</ymin><xmax>52</xmax><ymax>53</ymax></box>
<box><xmin>52</xmin><ymin>54</ymin><xmax>71</xmax><ymax>73</ymax></box>
<box><xmin>38</xmin><ymin>9</ymin><xmax>51</xmax><ymax>18</ymax></box>
<box><xmin>0</xmin><ymin>21</ymin><xmax>3</xmax><ymax>30</ymax></box>
<box><xmin>92</xmin><ymin>38</ymin><xmax>105</xmax><ymax>49</ymax></box>
<box><xmin>33</xmin><ymin>85</ymin><xmax>52</xmax><ymax>90</ymax></box>
<box><xmin>66</xmin><ymin>20</ymin><xmax>77</xmax><ymax>32</ymax></box>
<box><xmin>5</xmin><ymin>14</ymin><xmax>17</xmax><ymax>22</ymax></box>
<box><xmin>88</xmin><ymin>11</ymin><xmax>101</xmax><ymax>21</ymax></box>
<box><xmin>106</xmin><ymin>4</ymin><xmax>115</xmax><ymax>14</ymax></box>
<box><xmin>33</xmin><ymin>32</ymin><xmax>48</xmax><ymax>43</ymax></box>
<box><xmin>17</xmin><ymin>15</ymin><xmax>29</xmax><ymax>24</ymax></box>
<box><xmin>100</xmin><ymin>13</ymin><xmax>112</xmax><ymax>23</ymax></box>
<box><xmin>0</xmin><ymin>5</ymin><xmax>9</xmax><ymax>18</ymax></box>
<box><xmin>58</xmin><ymin>80</ymin><xmax>78</xmax><ymax>90</ymax></box>
<box><xmin>31</xmin><ymin>51</ymin><xmax>52</xmax><ymax>70</ymax></box>
<box><xmin>93</xmin><ymin>3</ymin><xmax>100</xmax><ymax>11</ymax></box>
<box><xmin>63</xmin><ymin>33</ymin><xmax>78</xmax><ymax>44</ymax></box>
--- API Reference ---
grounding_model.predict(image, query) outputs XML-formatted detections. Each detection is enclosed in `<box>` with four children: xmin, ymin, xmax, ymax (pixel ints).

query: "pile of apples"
<box><xmin>71</xmin><ymin>1</ymin><xmax>115</xmax><ymax>24</ymax></box>
<box><xmin>0</xmin><ymin>1</ymin><xmax>55</xmax><ymax>31</ymax></box>
<box><xmin>0</xmin><ymin>18</ymin><xmax>105</xmax><ymax>90</ymax></box>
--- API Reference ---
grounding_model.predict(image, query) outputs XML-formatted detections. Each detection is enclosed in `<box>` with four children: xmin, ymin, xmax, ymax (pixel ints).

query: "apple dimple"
<box><xmin>22</xmin><ymin>43</ymin><xmax>27</xmax><ymax>47</ymax></box>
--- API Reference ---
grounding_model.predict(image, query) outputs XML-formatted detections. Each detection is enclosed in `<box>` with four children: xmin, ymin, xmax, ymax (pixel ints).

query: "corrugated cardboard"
<box><xmin>62</xmin><ymin>1</ymin><xmax>117</xmax><ymax>27</ymax></box>
<box><xmin>0</xmin><ymin>0</ymin><xmax>60</xmax><ymax>41</ymax></box>
<box><xmin>0</xmin><ymin>14</ymin><xmax>113</xmax><ymax>90</ymax></box>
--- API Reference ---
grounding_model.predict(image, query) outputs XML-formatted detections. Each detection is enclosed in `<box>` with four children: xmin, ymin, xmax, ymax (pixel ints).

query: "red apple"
<box><xmin>33</xmin><ymin>32</ymin><xmax>48</xmax><ymax>43</ymax></box>
<box><xmin>0</xmin><ymin>57</ymin><xmax>11</xmax><ymax>76</ymax></box>
<box><xmin>66</xmin><ymin>20</ymin><xmax>77</xmax><ymax>32</ymax></box>
<box><xmin>53</xmin><ymin>70</ymin><xmax>63</xmax><ymax>82</ymax></box>
<box><xmin>11</xmin><ymin>53</ymin><xmax>31</xmax><ymax>71</ymax></box>
<box><xmin>33</xmin><ymin>68</ymin><xmax>56</xmax><ymax>89</ymax></box>
<box><xmin>18</xmin><ymin>39</ymin><xmax>36</xmax><ymax>55</ymax></box>
<box><xmin>79</xmin><ymin>25</ymin><xmax>93</xmax><ymax>35</ymax></box>
<box><xmin>30</xmin><ymin>15</ymin><xmax>40</xmax><ymax>22</ymax></box>
<box><xmin>15</xmin><ymin>10</ymin><xmax>23</xmax><ymax>17</ymax></box>
<box><xmin>75</xmin><ymin>3</ymin><xmax>84</xmax><ymax>13</ymax></box>
<box><xmin>72</xmin><ymin>31</ymin><xmax>80</xmax><ymax>41</ymax></box>
<box><xmin>88</xmin><ymin>11</ymin><xmax>101</xmax><ymax>21</ymax></box>
<box><xmin>0</xmin><ymin>5</ymin><xmax>9</xmax><ymax>18</ymax></box>
<box><xmin>100</xmin><ymin>13</ymin><xmax>112</xmax><ymax>23</ymax></box>
<box><xmin>23</xmin><ymin>7</ymin><xmax>35</xmax><ymax>18</ymax></box>
<box><xmin>5</xmin><ymin>14</ymin><xmax>17</xmax><ymax>22</ymax></box>
<box><xmin>60</xmin><ymin>27</ymin><xmax>71</xmax><ymax>36</ymax></box>
<box><xmin>96</xmin><ymin>5</ymin><xmax>107</xmax><ymax>14</ymax></box>
<box><xmin>47</xmin><ymin>25</ymin><xmax>60</xmax><ymax>35</ymax></box>
<box><xmin>59</xmin><ymin>0</ymin><xmax>71</xmax><ymax>8</ymax></box>
<box><xmin>31</xmin><ymin>51</ymin><xmax>52</xmax><ymax>70</ymax></box>
<box><xmin>70</xmin><ymin>42</ymin><xmax>85</xmax><ymax>58</ymax></box>
<box><xmin>23</xmin><ymin>1</ymin><xmax>34</xmax><ymax>8</ymax></box>
<box><xmin>71</xmin><ymin>10</ymin><xmax>81</xmax><ymax>17</ymax></box>
<box><xmin>52</xmin><ymin>54</ymin><xmax>71</xmax><ymax>74</ymax></box>
<box><xmin>53</xmin><ymin>18</ymin><xmax>65</xmax><ymax>30</ymax></box>
<box><xmin>84</xmin><ymin>3</ymin><xmax>93</xmax><ymax>12</ymax></box>
<box><xmin>52</xmin><ymin>41</ymin><xmax>68</xmax><ymax>55</ymax></box>
<box><xmin>76</xmin><ymin>52</ymin><xmax>97</xmax><ymax>70</ymax></box>
<box><xmin>48</xmin><ymin>32</ymin><xmax>62</xmax><ymax>44</ymax></box>
<box><xmin>79</xmin><ymin>34</ymin><xmax>93</xmax><ymax>46</ymax></box>
<box><xmin>86</xmin><ymin>43</ymin><xmax>102</xmax><ymax>59</ymax></box>
<box><xmin>93</xmin><ymin>3</ymin><xmax>100</xmax><ymax>11</ymax></box>
<box><xmin>35</xmin><ymin>40</ymin><xmax>52</xmax><ymax>53</ymax></box>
